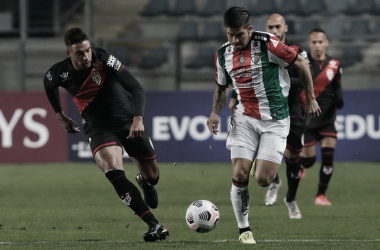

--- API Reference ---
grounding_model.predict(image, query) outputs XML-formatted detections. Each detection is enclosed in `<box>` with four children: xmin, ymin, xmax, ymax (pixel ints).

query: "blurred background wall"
<box><xmin>1</xmin><ymin>0</ymin><xmax>380</xmax><ymax>92</ymax></box>
<box><xmin>0</xmin><ymin>0</ymin><xmax>379</xmax><ymax>163</ymax></box>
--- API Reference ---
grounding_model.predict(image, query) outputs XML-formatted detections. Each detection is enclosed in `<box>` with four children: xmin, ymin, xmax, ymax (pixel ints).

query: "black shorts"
<box><xmin>304</xmin><ymin>123</ymin><xmax>337</xmax><ymax>147</ymax></box>
<box><xmin>88</xmin><ymin>124</ymin><xmax>156</xmax><ymax>160</ymax></box>
<box><xmin>286</xmin><ymin>118</ymin><xmax>304</xmax><ymax>153</ymax></box>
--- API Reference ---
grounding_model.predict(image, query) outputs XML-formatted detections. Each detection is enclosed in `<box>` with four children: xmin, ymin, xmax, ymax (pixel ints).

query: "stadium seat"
<box><xmin>321</xmin><ymin>17</ymin><xmax>344</xmax><ymax>38</ymax></box>
<box><xmin>186</xmin><ymin>45</ymin><xmax>216</xmax><ymax>69</ymax></box>
<box><xmin>177</xmin><ymin>20</ymin><xmax>199</xmax><ymax>40</ymax></box>
<box><xmin>345</xmin><ymin>0</ymin><xmax>376</xmax><ymax>15</ymax></box>
<box><xmin>198</xmin><ymin>0</ymin><xmax>226</xmax><ymax>17</ymax></box>
<box><xmin>298</xmin><ymin>20</ymin><xmax>320</xmax><ymax>36</ymax></box>
<box><xmin>299</xmin><ymin>0</ymin><xmax>325</xmax><ymax>16</ymax></box>
<box><xmin>139</xmin><ymin>47</ymin><xmax>168</xmax><ymax>69</ymax></box>
<box><xmin>250</xmin><ymin>0</ymin><xmax>277</xmax><ymax>15</ymax></box>
<box><xmin>345</xmin><ymin>19</ymin><xmax>371</xmax><ymax>36</ymax></box>
<box><xmin>141</xmin><ymin>0</ymin><xmax>170</xmax><ymax>17</ymax></box>
<box><xmin>200</xmin><ymin>21</ymin><xmax>224</xmax><ymax>40</ymax></box>
<box><xmin>229</xmin><ymin>0</ymin><xmax>252</xmax><ymax>10</ymax></box>
<box><xmin>325</xmin><ymin>0</ymin><xmax>350</xmax><ymax>15</ymax></box>
<box><xmin>168</xmin><ymin>0</ymin><xmax>196</xmax><ymax>16</ymax></box>
<box><xmin>277</xmin><ymin>0</ymin><xmax>300</xmax><ymax>15</ymax></box>
<box><xmin>339</xmin><ymin>46</ymin><xmax>363</xmax><ymax>68</ymax></box>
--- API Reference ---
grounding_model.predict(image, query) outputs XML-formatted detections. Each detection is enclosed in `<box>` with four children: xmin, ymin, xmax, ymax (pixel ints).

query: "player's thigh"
<box><xmin>94</xmin><ymin>146</ymin><xmax>124</xmax><ymax>172</ymax></box>
<box><xmin>255</xmin><ymin>159</ymin><xmax>281</xmax><ymax>186</ymax></box>
<box><xmin>286</xmin><ymin>122</ymin><xmax>304</xmax><ymax>158</ymax></box>
<box><xmin>256</xmin><ymin>118</ymin><xmax>289</xmax><ymax>165</ymax></box>
<box><xmin>121</xmin><ymin>131</ymin><xmax>156</xmax><ymax>161</ymax></box>
<box><xmin>319</xmin><ymin>123</ymin><xmax>337</xmax><ymax>148</ymax></box>
<box><xmin>302</xmin><ymin>129</ymin><xmax>317</xmax><ymax>157</ymax></box>
<box><xmin>89</xmin><ymin>130</ymin><xmax>124</xmax><ymax>172</ymax></box>
<box><xmin>226</xmin><ymin>113</ymin><xmax>260</xmax><ymax>153</ymax></box>
<box><xmin>320</xmin><ymin>137</ymin><xmax>337</xmax><ymax>148</ymax></box>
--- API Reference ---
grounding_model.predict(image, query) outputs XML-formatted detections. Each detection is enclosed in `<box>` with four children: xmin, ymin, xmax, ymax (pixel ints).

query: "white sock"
<box><xmin>230</xmin><ymin>183</ymin><xmax>250</xmax><ymax>229</ymax></box>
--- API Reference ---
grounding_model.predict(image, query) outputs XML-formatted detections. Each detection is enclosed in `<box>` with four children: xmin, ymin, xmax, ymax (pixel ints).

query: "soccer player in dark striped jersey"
<box><xmin>265</xmin><ymin>13</ymin><xmax>309</xmax><ymax>219</ymax></box>
<box><xmin>300</xmin><ymin>28</ymin><xmax>344</xmax><ymax>206</ymax></box>
<box><xmin>43</xmin><ymin>28</ymin><xmax>169</xmax><ymax>242</ymax></box>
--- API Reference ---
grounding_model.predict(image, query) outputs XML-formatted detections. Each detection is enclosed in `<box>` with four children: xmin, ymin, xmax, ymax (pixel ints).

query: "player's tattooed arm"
<box><xmin>208</xmin><ymin>84</ymin><xmax>229</xmax><ymax>135</ymax></box>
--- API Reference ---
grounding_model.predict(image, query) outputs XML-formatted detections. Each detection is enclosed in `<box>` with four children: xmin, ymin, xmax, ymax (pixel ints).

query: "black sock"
<box><xmin>273</xmin><ymin>173</ymin><xmax>280</xmax><ymax>183</ymax></box>
<box><xmin>317</xmin><ymin>147</ymin><xmax>334</xmax><ymax>196</ymax></box>
<box><xmin>285</xmin><ymin>156</ymin><xmax>301</xmax><ymax>202</ymax></box>
<box><xmin>239</xmin><ymin>226</ymin><xmax>251</xmax><ymax>235</ymax></box>
<box><xmin>105</xmin><ymin>170</ymin><xmax>159</xmax><ymax>226</ymax></box>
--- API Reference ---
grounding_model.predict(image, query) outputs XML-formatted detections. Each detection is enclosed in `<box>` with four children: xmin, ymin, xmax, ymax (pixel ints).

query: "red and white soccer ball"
<box><xmin>185</xmin><ymin>200</ymin><xmax>220</xmax><ymax>233</ymax></box>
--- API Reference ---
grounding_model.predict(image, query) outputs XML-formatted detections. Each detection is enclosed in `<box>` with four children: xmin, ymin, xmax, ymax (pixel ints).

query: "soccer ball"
<box><xmin>185</xmin><ymin>200</ymin><xmax>220</xmax><ymax>233</ymax></box>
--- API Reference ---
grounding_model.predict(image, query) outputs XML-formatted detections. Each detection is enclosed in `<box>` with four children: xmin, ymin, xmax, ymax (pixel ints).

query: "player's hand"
<box><xmin>207</xmin><ymin>112</ymin><xmax>220</xmax><ymax>135</ymax></box>
<box><xmin>127</xmin><ymin>116</ymin><xmax>144</xmax><ymax>139</ymax></box>
<box><xmin>56</xmin><ymin>112</ymin><xmax>80</xmax><ymax>133</ymax></box>
<box><xmin>304</xmin><ymin>99</ymin><xmax>321</xmax><ymax>125</ymax></box>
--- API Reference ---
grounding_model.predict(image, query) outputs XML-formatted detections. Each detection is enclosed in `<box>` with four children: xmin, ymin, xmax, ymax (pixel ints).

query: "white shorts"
<box><xmin>227</xmin><ymin>112</ymin><xmax>290</xmax><ymax>164</ymax></box>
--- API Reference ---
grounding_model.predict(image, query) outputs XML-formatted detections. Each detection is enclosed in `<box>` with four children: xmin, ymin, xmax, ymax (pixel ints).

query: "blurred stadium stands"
<box><xmin>1</xmin><ymin>0</ymin><xmax>380</xmax><ymax>91</ymax></box>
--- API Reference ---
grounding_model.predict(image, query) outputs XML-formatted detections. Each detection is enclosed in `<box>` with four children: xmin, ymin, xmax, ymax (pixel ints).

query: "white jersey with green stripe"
<box><xmin>215</xmin><ymin>31</ymin><xmax>298</xmax><ymax>120</ymax></box>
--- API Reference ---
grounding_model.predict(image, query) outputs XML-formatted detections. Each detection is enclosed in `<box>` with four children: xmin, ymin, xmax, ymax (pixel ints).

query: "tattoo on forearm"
<box><xmin>212</xmin><ymin>87</ymin><xmax>228</xmax><ymax>114</ymax></box>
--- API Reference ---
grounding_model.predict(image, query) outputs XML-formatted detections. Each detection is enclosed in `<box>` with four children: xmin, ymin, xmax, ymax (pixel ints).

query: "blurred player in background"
<box><xmin>207</xmin><ymin>7</ymin><xmax>320</xmax><ymax>244</ymax></box>
<box><xmin>264</xmin><ymin>13</ymin><xmax>310</xmax><ymax>219</ymax></box>
<box><xmin>43</xmin><ymin>28</ymin><xmax>169</xmax><ymax>242</ymax></box>
<box><xmin>301</xmin><ymin>28</ymin><xmax>344</xmax><ymax>206</ymax></box>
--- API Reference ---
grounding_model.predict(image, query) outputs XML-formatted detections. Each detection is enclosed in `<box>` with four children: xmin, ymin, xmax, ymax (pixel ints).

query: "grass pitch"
<box><xmin>0</xmin><ymin>161</ymin><xmax>379</xmax><ymax>249</ymax></box>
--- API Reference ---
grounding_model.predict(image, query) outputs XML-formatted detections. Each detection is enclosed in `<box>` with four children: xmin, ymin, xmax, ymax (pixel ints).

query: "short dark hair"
<box><xmin>309</xmin><ymin>27</ymin><xmax>325</xmax><ymax>35</ymax></box>
<box><xmin>64</xmin><ymin>28</ymin><xmax>89</xmax><ymax>46</ymax></box>
<box><xmin>224</xmin><ymin>7</ymin><xmax>250</xmax><ymax>29</ymax></box>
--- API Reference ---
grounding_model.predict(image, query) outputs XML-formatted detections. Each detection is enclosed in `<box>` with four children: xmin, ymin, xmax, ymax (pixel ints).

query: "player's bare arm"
<box><xmin>207</xmin><ymin>84</ymin><xmax>229</xmax><ymax>135</ymax></box>
<box><xmin>56</xmin><ymin>111</ymin><xmax>80</xmax><ymax>133</ymax></box>
<box><xmin>293</xmin><ymin>55</ymin><xmax>321</xmax><ymax>125</ymax></box>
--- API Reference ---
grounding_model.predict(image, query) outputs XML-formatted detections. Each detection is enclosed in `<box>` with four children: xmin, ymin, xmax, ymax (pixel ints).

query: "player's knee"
<box><xmin>255</xmin><ymin>175</ymin><xmax>272</xmax><ymax>187</ymax></box>
<box><xmin>301</xmin><ymin>156</ymin><xmax>316</xmax><ymax>169</ymax></box>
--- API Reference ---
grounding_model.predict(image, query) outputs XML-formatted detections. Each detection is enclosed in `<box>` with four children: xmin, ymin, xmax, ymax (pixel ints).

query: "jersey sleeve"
<box><xmin>43</xmin><ymin>68</ymin><xmax>62</xmax><ymax>113</ymax></box>
<box><xmin>267</xmin><ymin>36</ymin><xmax>298</xmax><ymax>68</ymax></box>
<box><xmin>96</xmin><ymin>48</ymin><xmax>124</xmax><ymax>75</ymax></box>
<box><xmin>215</xmin><ymin>51</ymin><xmax>231</xmax><ymax>86</ymax></box>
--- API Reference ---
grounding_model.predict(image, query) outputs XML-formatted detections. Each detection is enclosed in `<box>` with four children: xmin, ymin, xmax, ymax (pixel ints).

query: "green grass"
<box><xmin>0</xmin><ymin>161</ymin><xmax>379</xmax><ymax>249</ymax></box>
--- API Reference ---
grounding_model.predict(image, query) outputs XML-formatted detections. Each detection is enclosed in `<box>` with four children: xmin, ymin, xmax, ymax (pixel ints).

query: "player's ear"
<box><xmin>248</xmin><ymin>25</ymin><xmax>253</xmax><ymax>32</ymax></box>
<box><xmin>66</xmin><ymin>49</ymin><xmax>70</xmax><ymax>58</ymax></box>
<box><xmin>284</xmin><ymin>24</ymin><xmax>288</xmax><ymax>33</ymax></box>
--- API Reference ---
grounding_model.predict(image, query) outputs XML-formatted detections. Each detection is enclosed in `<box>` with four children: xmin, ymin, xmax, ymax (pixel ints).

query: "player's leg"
<box><xmin>281</xmin><ymin>122</ymin><xmax>303</xmax><ymax>218</ymax></box>
<box><xmin>122</xmin><ymin>131</ymin><xmax>160</xmax><ymax>209</ymax></box>
<box><xmin>226</xmin><ymin>113</ymin><xmax>257</xmax><ymax>244</ymax></box>
<box><xmin>230</xmin><ymin>148</ymin><xmax>256</xmax><ymax>244</ymax></box>
<box><xmin>314</xmin><ymin>134</ymin><xmax>337</xmax><ymax>206</ymax></box>
<box><xmin>256</xmin><ymin>117</ymin><xmax>289</xmax><ymax>206</ymax></box>
<box><xmin>91</xmin><ymin>131</ymin><xmax>167</xmax><ymax>242</ymax></box>
<box><xmin>300</xmin><ymin>130</ymin><xmax>317</xmax><ymax>169</ymax></box>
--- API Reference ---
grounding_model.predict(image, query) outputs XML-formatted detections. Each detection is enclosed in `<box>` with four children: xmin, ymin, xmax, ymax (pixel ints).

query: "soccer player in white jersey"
<box><xmin>207</xmin><ymin>7</ymin><xmax>320</xmax><ymax>244</ymax></box>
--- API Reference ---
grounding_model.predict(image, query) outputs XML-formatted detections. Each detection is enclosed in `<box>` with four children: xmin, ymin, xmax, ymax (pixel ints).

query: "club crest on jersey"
<box><xmin>252</xmin><ymin>53</ymin><xmax>261</xmax><ymax>64</ymax></box>
<box><xmin>91</xmin><ymin>73</ymin><xmax>102</xmax><ymax>85</ymax></box>
<box><xmin>239</xmin><ymin>53</ymin><xmax>245</xmax><ymax>66</ymax></box>
<box><xmin>326</xmin><ymin>68</ymin><xmax>334</xmax><ymax>81</ymax></box>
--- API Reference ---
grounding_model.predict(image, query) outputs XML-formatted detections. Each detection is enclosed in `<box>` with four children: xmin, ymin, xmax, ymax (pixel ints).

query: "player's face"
<box><xmin>226</xmin><ymin>25</ymin><xmax>252</xmax><ymax>51</ymax></box>
<box><xmin>308</xmin><ymin>32</ymin><xmax>329</xmax><ymax>59</ymax></box>
<box><xmin>266</xmin><ymin>17</ymin><xmax>288</xmax><ymax>42</ymax></box>
<box><xmin>66</xmin><ymin>40</ymin><xmax>92</xmax><ymax>70</ymax></box>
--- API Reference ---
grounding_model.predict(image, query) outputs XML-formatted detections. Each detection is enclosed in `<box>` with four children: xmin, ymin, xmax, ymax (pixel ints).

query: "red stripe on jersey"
<box><xmin>300</xmin><ymin>59</ymin><xmax>340</xmax><ymax>106</ymax></box>
<box><xmin>267</xmin><ymin>36</ymin><xmax>297</xmax><ymax>65</ymax></box>
<box><xmin>233</xmin><ymin>44</ymin><xmax>261</xmax><ymax>119</ymax></box>
<box><xmin>240</xmin><ymin>88</ymin><xmax>261</xmax><ymax>119</ymax></box>
<box><xmin>72</xmin><ymin>60</ymin><xmax>107</xmax><ymax>114</ymax></box>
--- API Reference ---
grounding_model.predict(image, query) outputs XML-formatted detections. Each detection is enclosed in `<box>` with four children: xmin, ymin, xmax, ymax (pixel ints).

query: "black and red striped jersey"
<box><xmin>43</xmin><ymin>47</ymin><xmax>145</xmax><ymax>132</ymax></box>
<box><xmin>301</xmin><ymin>54</ymin><xmax>344</xmax><ymax>128</ymax></box>
<box><xmin>284</xmin><ymin>40</ymin><xmax>309</xmax><ymax>125</ymax></box>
